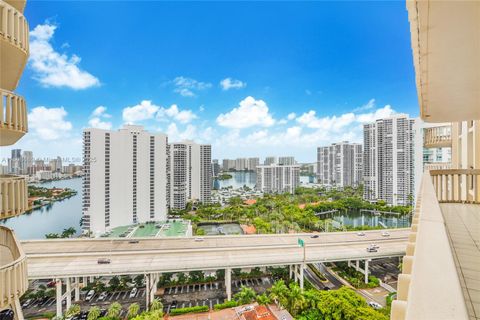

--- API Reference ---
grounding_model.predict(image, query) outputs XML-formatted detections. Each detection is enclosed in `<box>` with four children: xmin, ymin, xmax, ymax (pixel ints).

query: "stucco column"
<box><xmin>299</xmin><ymin>264</ymin><xmax>304</xmax><ymax>290</ymax></box>
<box><xmin>74</xmin><ymin>277</ymin><xmax>80</xmax><ymax>301</ymax></box>
<box><xmin>56</xmin><ymin>278</ymin><xmax>62</xmax><ymax>318</ymax></box>
<box><xmin>364</xmin><ymin>259</ymin><xmax>370</xmax><ymax>284</ymax></box>
<box><xmin>66</xmin><ymin>277</ymin><xmax>72</xmax><ymax>310</ymax></box>
<box><xmin>225</xmin><ymin>268</ymin><xmax>232</xmax><ymax>301</ymax></box>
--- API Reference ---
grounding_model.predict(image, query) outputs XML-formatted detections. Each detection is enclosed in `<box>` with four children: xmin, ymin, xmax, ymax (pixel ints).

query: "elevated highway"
<box><xmin>21</xmin><ymin>229</ymin><xmax>408</xmax><ymax>279</ymax></box>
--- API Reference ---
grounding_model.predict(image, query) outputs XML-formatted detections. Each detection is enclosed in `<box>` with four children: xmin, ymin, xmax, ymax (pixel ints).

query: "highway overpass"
<box><xmin>20</xmin><ymin>228</ymin><xmax>408</xmax><ymax>317</ymax></box>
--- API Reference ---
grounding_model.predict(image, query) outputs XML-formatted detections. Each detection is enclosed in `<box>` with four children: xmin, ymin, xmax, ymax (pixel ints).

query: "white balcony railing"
<box><xmin>0</xmin><ymin>0</ymin><xmax>29</xmax><ymax>53</ymax></box>
<box><xmin>423</xmin><ymin>162</ymin><xmax>451</xmax><ymax>171</ymax></box>
<box><xmin>0</xmin><ymin>88</ymin><xmax>28</xmax><ymax>146</ymax></box>
<box><xmin>390</xmin><ymin>171</ymin><xmax>469</xmax><ymax>319</ymax></box>
<box><xmin>423</xmin><ymin>125</ymin><xmax>452</xmax><ymax>148</ymax></box>
<box><xmin>0</xmin><ymin>175</ymin><xmax>29</xmax><ymax>219</ymax></box>
<box><xmin>430</xmin><ymin>169</ymin><xmax>480</xmax><ymax>203</ymax></box>
<box><xmin>0</xmin><ymin>226</ymin><xmax>28</xmax><ymax>311</ymax></box>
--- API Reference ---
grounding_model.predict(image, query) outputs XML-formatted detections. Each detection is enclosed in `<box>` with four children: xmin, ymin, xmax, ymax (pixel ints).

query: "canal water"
<box><xmin>0</xmin><ymin>178</ymin><xmax>83</xmax><ymax>240</ymax></box>
<box><xmin>325</xmin><ymin>210</ymin><xmax>411</xmax><ymax>229</ymax></box>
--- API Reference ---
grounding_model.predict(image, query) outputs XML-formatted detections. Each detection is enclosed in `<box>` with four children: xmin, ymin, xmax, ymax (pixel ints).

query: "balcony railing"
<box><xmin>0</xmin><ymin>1</ymin><xmax>29</xmax><ymax>53</ymax></box>
<box><xmin>0</xmin><ymin>175</ymin><xmax>28</xmax><ymax>219</ymax></box>
<box><xmin>390</xmin><ymin>171</ymin><xmax>469</xmax><ymax>319</ymax></box>
<box><xmin>0</xmin><ymin>88</ymin><xmax>28</xmax><ymax>146</ymax></box>
<box><xmin>423</xmin><ymin>125</ymin><xmax>452</xmax><ymax>148</ymax></box>
<box><xmin>423</xmin><ymin>162</ymin><xmax>451</xmax><ymax>171</ymax></box>
<box><xmin>0</xmin><ymin>226</ymin><xmax>28</xmax><ymax>311</ymax></box>
<box><xmin>430</xmin><ymin>169</ymin><xmax>480</xmax><ymax>203</ymax></box>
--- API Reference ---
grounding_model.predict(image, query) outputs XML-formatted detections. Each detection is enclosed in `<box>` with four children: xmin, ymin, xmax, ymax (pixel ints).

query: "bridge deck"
<box><xmin>21</xmin><ymin>229</ymin><xmax>409</xmax><ymax>279</ymax></box>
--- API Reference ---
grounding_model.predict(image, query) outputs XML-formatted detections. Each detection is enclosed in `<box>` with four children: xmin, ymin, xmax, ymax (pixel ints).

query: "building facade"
<box><xmin>278</xmin><ymin>156</ymin><xmax>296</xmax><ymax>165</ymax></box>
<box><xmin>363</xmin><ymin>115</ymin><xmax>416</xmax><ymax>206</ymax></box>
<box><xmin>316</xmin><ymin>141</ymin><xmax>363</xmax><ymax>187</ymax></box>
<box><xmin>256</xmin><ymin>164</ymin><xmax>300</xmax><ymax>194</ymax></box>
<box><xmin>82</xmin><ymin>125</ymin><xmax>169</xmax><ymax>235</ymax></box>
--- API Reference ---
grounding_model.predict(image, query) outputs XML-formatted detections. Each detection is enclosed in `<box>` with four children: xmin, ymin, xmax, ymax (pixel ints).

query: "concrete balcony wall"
<box><xmin>390</xmin><ymin>172</ymin><xmax>469</xmax><ymax>320</ymax></box>
<box><xmin>0</xmin><ymin>175</ymin><xmax>28</xmax><ymax>220</ymax></box>
<box><xmin>0</xmin><ymin>89</ymin><xmax>27</xmax><ymax>146</ymax></box>
<box><xmin>0</xmin><ymin>226</ymin><xmax>28</xmax><ymax>311</ymax></box>
<box><xmin>423</xmin><ymin>125</ymin><xmax>452</xmax><ymax>148</ymax></box>
<box><xmin>0</xmin><ymin>0</ymin><xmax>29</xmax><ymax>91</ymax></box>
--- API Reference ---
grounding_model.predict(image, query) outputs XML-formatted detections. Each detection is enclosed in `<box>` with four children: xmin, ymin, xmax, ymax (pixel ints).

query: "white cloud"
<box><xmin>352</xmin><ymin>98</ymin><xmax>376</xmax><ymax>112</ymax></box>
<box><xmin>166</xmin><ymin>123</ymin><xmax>197</xmax><ymax>141</ymax></box>
<box><xmin>173</xmin><ymin>76</ymin><xmax>211</xmax><ymax>97</ymax></box>
<box><xmin>216</xmin><ymin>96</ymin><xmax>275</xmax><ymax>129</ymax></box>
<box><xmin>356</xmin><ymin>105</ymin><xmax>396</xmax><ymax>123</ymax></box>
<box><xmin>88</xmin><ymin>106</ymin><xmax>112</xmax><ymax>130</ymax></box>
<box><xmin>287</xmin><ymin>112</ymin><xmax>296</xmax><ymax>120</ymax></box>
<box><xmin>29</xmin><ymin>106</ymin><xmax>73</xmax><ymax>140</ymax></box>
<box><xmin>122</xmin><ymin>100</ymin><xmax>160</xmax><ymax>123</ymax></box>
<box><xmin>29</xmin><ymin>22</ymin><xmax>100</xmax><ymax>89</ymax></box>
<box><xmin>296</xmin><ymin>110</ymin><xmax>356</xmax><ymax>131</ymax></box>
<box><xmin>220</xmin><ymin>78</ymin><xmax>246</xmax><ymax>90</ymax></box>
<box><xmin>157</xmin><ymin>104</ymin><xmax>197</xmax><ymax>124</ymax></box>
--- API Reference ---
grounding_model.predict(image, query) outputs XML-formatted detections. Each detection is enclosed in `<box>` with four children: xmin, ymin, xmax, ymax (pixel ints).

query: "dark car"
<box><xmin>0</xmin><ymin>309</ymin><xmax>14</xmax><ymax>320</ymax></box>
<box><xmin>310</xmin><ymin>235</ymin><xmax>319</xmax><ymax>238</ymax></box>
<box><xmin>97</xmin><ymin>258</ymin><xmax>111</xmax><ymax>264</ymax></box>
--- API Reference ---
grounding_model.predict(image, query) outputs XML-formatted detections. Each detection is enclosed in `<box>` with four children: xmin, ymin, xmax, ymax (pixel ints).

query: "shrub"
<box><xmin>169</xmin><ymin>305</ymin><xmax>209</xmax><ymax>316</ymax></box>
<box><xmin>214</xmin><ymin>300</ymin><xmax>237</xmax><ymax>310</ymax></box>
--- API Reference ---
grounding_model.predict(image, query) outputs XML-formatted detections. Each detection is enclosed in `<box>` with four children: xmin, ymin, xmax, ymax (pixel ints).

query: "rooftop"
<box><xmin>101</xmin><ymin>220</ymin><xmax>190</xmax><ymax>238</ymax></box>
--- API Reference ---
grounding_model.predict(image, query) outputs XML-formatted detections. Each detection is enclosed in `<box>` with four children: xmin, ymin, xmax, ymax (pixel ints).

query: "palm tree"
<box><xmin>150</xmin><ymin>299</ymin><xmax>163</xmax><ymax>312</ymax></box>
<box><xmin>87</xmin><ymin>306</ymin><xmax>101</xmax><ymax>320</ymax></box>
<box><xmin>286</xmin><ymin>282</ymin><xmax>305</xmax><ymax>316</ymax></box>
<box><xmin>234</xmin><ymin>286</ymin><xmax>256</xmax><ymax>305</ymax></box>
<box><xmin>107</xmin><ymin>302</ymin><xmax>122</xmax><ymax>319</ymax></box>
<box><xmin>65</xmin><ymin>304</ymin><xmax>81</xmax><ymax>318</ymax></box>
<box><xmin>127</xmin><ymin>303</ymin><xmax>140</xmax><ymax>319</ymax></box>
<box><xmin>255</xmin><ymin>293</ymin><xmax>271</xmax><ymax>305</ymax></box>
<box><xmin>268</xmin><ymin>280</ymin><xmax>288</xmax><ymax>308</ymax></box>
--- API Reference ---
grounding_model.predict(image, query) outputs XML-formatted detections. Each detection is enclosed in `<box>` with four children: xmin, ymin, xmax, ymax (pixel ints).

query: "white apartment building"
<box><xmin>264</xmin><ymin>156</ymin><xmax>277</xmax><ymax>165</ymax></box>
<box><xmin>256</xmin><ymin>164</ymin><xmax>300</xmax><ymax>194</ymax></box>
<box><xmin>169</xmin><ymin>141</ymin><xmax>211</xmax><ymax>210</ymax></box>
<box><xmin>82</xmin><ymin>125</ymin><xmax>169</xmax><ymax>235</ymax></box>
<box><xmin>317</xmin><ymin>141</ymin><xmax>363</xmax><ymax>187</ymax></box>
<box><xmin>278</xmin><ymin>156</ymin><xmax>296</xmax><ymax>165</ymax></box>
<box><xmin>247</xmin><ymin>157</ymin><xmax>260</xmax><ymax>171</ymax></box>
<box><xmin>363</xmin><ymin>115</ymin><xmax>416</xmax><ymax>206</ymax></box>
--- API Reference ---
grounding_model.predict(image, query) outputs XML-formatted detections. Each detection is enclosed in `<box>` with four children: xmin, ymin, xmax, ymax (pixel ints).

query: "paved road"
<box><xmin>21</xmin><ymin>229</ymin><xmax>408</xmax><ymax>279</ymax></box>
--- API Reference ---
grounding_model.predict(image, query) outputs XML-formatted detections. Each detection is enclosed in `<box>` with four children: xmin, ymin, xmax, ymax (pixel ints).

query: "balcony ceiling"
<box><xmin>407</xmin><ymin>0</ymin><xmax>480</xmax><ymax>122</ymax></box>
<box><xmin>4</xmin><ymin>0</ymin><xmax>25</xmax><ymax>13</ymax></box>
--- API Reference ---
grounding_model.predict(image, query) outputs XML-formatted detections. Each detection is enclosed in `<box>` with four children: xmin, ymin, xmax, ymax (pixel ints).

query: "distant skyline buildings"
<box><xmin>256</xmin><ymin>163</ymin><xmax>300</xmax><ymax>194</ymax></box>
<box><xmin>317</xmin><ymin>141</ymin><xmax>363</xmax><ymax>187</ymax></box>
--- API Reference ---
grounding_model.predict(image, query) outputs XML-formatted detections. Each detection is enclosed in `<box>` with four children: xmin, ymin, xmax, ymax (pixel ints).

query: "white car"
<box><xmin>369</xmin><ymin>243</ymin><xmax>379</xmax><ymax>249</ymax></box>
<box><xmin>98</xmin><ymin>292</ymin><xmax>108</xmax><ymax>301</ymax></box>
<box><xmin>381</xmin><ymin>231</ymin><xmax>390</xmax><ymax>237</ymax></box>
<box><xmin>368</xmin><ymin>301</ymin><xmax>382</xmax><ymax>309</ymax></box>
<box><xmin>85</xmin><ymin>290</ymin><xmax>95</xmax><ymax>301</ymax></box>
<box><xmin>129</xmin><ymin>288</ymin><xmax>137</xmax><ymax>298</ymax></box>
<box><xmin>357</xmin><ymin>232</ymin><xmax>366</xmax><ymax>236</ymax></box>
<box><xmin>194</xmin><ymin>237</ymin><xmax>204</xmax><ymax>242</ymax></box>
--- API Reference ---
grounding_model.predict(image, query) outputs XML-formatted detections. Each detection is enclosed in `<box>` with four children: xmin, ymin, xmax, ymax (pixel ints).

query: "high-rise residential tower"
<box><xmin>363</xmin><ymin>115</ymin><xmax>416</xmax><ymax>206</ymax></box>
<box><xmin>278</xmin><ymin>156</ymin><xmax>296</xmax><ymax>165</ymax></box>
<box><xmin>256</xmin><ymin>163</ymin><xmax>300</xmax><ymax>194</ymax></box>
<box><xmin>317</xmin><ymin>141</ymin><xmax>363</xmax><ymax>187</ymax></box>
<box><xmin>82</xmin><ymin>125</ymin><xmax>169</xmax><ymax>235</ymax></box>
<box><xmin>264</xmin><ymin>156</ymin><xmax>277</xmax><ymax>165</ymax></box>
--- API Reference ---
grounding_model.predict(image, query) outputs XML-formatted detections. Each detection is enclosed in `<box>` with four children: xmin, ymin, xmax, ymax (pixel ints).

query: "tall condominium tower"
<box><xmin>247</xmin><ymin>157</ymin><xmax>260</xmax><ymax>171</ymax></box>
<box><xmin>363</xmin><ymin>115</ymin><xmax>416</xmax><ymax>206</ymax></box>
<box><xmin>82</xmin><ymin>125</ymin><xmax>169</xmax><ymax>235</ymax></box>
<box><xmin>256</xmin><ymin>164</ymin><xmax>300</xmax><ymax>194</ymax></box>
<box><xmin>169</xmin><ymin>141</ymin><xmax>211</xmax><ymax>210</ymax></box>
<box><xmin>317</xmin><ymin>141</ymin><xmax>363</xmax><ymax>187</ymax></box>
<box><xmin>264</xmin><ymin>156</ymin><xmax>277</xmax><ymax>165</ymax></box>
<box><xmin>278</xmin><ymin>156</ymin><xmax>296</xmax><ymax>165</ymax></box>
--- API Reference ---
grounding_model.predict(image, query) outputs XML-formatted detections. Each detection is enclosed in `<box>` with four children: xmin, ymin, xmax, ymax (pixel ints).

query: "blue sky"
<box><xmin>4</xmin><ymin>1</ymin><xmax>418</xmax><ymax>163</ymax></box>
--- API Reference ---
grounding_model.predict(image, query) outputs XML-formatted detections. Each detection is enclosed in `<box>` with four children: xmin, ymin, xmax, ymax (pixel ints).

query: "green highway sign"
<box><xmin>298</xmin><ymin>238</ymin><xmax>304</xmax><ymax>247</ymax></box>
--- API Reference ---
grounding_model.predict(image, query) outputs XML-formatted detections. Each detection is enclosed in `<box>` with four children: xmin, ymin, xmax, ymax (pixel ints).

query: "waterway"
<box><xmin>0</xmin><ymin>178</ymin><xmax>83</xmax><ymax>240</ymax></box>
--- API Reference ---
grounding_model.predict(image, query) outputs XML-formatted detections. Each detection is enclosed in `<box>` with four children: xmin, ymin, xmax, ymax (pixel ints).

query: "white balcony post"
<box><xmin>56</xmin><ymin>278</ymin><xmax>62</xmax><ymax>318</ymax></box>
<box><xmin>225</xmin><ymin>267</ymin><xmax>232</xmax><ymax>301</ymax></box>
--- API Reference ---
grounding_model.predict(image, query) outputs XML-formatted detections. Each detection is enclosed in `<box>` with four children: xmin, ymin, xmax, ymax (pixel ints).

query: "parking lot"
<box><xmin>161</xmin><ymin>277</ymin><xmax>274</xmax><ymax>313</ymax></box>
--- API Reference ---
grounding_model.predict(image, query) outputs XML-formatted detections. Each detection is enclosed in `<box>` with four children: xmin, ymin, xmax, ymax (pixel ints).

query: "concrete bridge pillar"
<box><xmin>364</xmin><ymin>259</ymin><xmax>370</xmax><ymax>284</ymax></box>
<box><xmin>294</xmin><ymin>264</ymin><xmax>298</xmax><ymax>282</ymax></box>
<box><xmin>289</xmin><ymin>265</ymin><xmax>293</xmax><ymax>279</ymax></box>
<box><xmin>55</xmin><ymin>278</ymin><xmax>62</xmax><ymax>318</ymax></box>
<box><xmin>299</xmin><ymin>264</ymin><xmax>304</xmax><ymax>290</ymax></box>
<box><xmin>65</xmin><ymin>277</ymin><xmax>72</xmax><ymax>310</ymax></box>
<box><xmin>74</xmin><ymin>277</ymin><xmax>80</xmax><ymax>301</ymax></box>
<box><xmin>356</xmin><ymin>260</ymin><xmax>360</xmax><ymax>272</ymax></box>
<box><xmin>225</xmin><ymin>267</ymin><xmax>232</xmax><ymax>301</ymax></box>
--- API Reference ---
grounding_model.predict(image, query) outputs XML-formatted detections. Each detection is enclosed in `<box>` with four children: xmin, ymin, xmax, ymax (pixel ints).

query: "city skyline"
<box><xmin>3</xmin><ymin>1</ymin><xmax>418</xmax><ymax>162</ymax></box>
